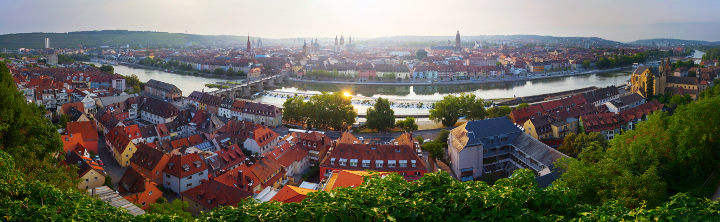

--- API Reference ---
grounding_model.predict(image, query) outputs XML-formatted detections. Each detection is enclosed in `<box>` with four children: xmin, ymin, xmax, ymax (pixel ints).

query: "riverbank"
<box><xmin>289</xmin><ymin>66</ymin><xmax>632</xmax><ymax>86</ymax></box>
<box><xmin>117</xmin><ymin>61</ymin><xmax>245</xmax><ymax>81</ymax></box>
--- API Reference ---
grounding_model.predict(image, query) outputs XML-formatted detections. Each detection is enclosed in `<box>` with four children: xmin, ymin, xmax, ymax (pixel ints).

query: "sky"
<box><xmin>1</xmin><ymin>0</ymin><xmax>719</xmax><ymax>42</ymax></box>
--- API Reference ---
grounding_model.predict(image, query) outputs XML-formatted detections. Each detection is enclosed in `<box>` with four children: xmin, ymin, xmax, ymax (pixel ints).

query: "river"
<box><xmin>99</xmin><ymin>63</ymin><xmax>633</xmax><ymax>115</ymax></box>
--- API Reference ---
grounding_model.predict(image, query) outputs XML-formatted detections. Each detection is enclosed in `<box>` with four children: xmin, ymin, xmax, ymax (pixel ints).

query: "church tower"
<box><xmin>340</xmin><ymin>35</ymin><xmax>344</xmax><ymax>45</ymax></box>
<box><xmin>246</xmin><ymin>35</ymin><xmax>252</xmax><ymax>52</ymax></box>
<box><xmin>302</xmin><ymin>39</ymin><xmax>308</xmax><ymax>56</ymax></box>
<box><xmin>455</xmin><ymin>30</ymin><xmax>462</xmax><ymax>51</ymax></box>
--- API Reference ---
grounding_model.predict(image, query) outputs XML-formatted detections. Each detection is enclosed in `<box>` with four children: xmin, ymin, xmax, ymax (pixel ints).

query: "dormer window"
<box><xmin>339</xmin><ymin>158</ymin><xmax>347</xmax><ymax>166</ymax></box>
<box><xmin>375</xmin><ymin>160</ymin><xmax>384</xmax><ymax>168</ymax></box>
<box><xmin>411</xmin><ymin>160</ymin><xmax>416</xmax><ymax>167</ymax></box>
<box><xmin>388</xmin><ymin>160</ymin><xmax>396</xmax><ymax>168</ymax></box>
<box><xmin>362</xmin><ymin>160</ymin><xmax>370</xmax><ymax>168</ymax></box>
<box><xmin>330</xmin><ymin>158</ymin><xmax>336</xmax><ymax>165</ymax></box>
<box><xmin>399</xmin><ymin>160</ymin><xmax>408</xmax><ymax>168</ymax></box>
<box><xmin>349</xmin><ymin>159</ymin><xmax>358</xmax><ymax>167</ymax></box>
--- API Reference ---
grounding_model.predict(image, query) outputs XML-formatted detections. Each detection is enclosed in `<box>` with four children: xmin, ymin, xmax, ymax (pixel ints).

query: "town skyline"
<box><xmin>2</xmin><ymin>0</ymin><xmax>720</xmax><ymax>42</ymax></box>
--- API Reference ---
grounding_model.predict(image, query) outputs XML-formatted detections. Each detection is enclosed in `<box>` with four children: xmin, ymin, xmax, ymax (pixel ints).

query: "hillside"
<box><xmin>0</xmin><ymin>30</ymin><xmax>252</xmax><ymax>49</ymax></box>
<box><xmin>0</xmin><ymin>30</ymin><xmax>626</xmax><ymax>49</ymax></box>
<box><xmin>629</xmin><ymin>38</ymin><xmax>720</xmax><ymax>46</ymax></box>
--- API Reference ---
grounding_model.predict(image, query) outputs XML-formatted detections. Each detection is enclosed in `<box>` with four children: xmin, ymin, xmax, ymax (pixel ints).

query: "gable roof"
<box><xmin>270</xmin><ymin>185</ymin><xmax>316</xmax><ymax>203</ymax></box>
<box><xmin>181</xmin><ymin>179</ymin><xmax>252</xmax><ymax>210</ymax></box>
<box><xmin>66</xmin><ymin>121</ymin><xmax>98</xmax><ymax>141</ymax></box>
<box><xmin>61</xmin><ymin>133</ymin><xmax>85</xmax><ymax>153</ymax></box>
<box><xmin>164</xmin><ymin>153</ymin><xmax>207</xmax><ymax>178</ymax></box>
<box><xmin>118</xmin><ymin>167</ymin><xmax>147</xmax><ymax>195</ymax></box>
<box><xmin>130</xmin><ymin>143</ymin><xmax>169</xmax><ymax>172</ymax></box>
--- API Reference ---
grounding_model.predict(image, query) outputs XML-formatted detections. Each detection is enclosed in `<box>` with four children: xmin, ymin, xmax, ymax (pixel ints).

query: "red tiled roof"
<box><xmin>107</xmin><ymin>126</ymin><xmax>133</xmax><ymax>153</ymax></box>
<box><xmin>181</xmin><ymin>179</ymin><xmax>251</xmax><ymax>210</ymax></box>
<box><xmin>67</xmin><ymin>121</ymin><xmax>98</xmax><ymax>141</ymax></box>
<box><xmin>164</xmin><ymin>153</ymin><xmax>208</xmax><ymax>178</ymax></box>
<box><xmin>61</xmin><ymin>133</ymin><xmax>85</xmax><ymax>153</ymax></box>
<box><xmin>270</xmin><ymin>185</ymin><xmax>316</xmax><ymax>203</ymax></box>
<box><xmin>252</xmin><ymin>126</ymin><xmax>279</xmax><ymax>148</ymax></box>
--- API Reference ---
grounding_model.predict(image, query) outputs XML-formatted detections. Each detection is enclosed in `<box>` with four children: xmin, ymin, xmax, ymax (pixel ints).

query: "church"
<box><xmin>630</xmin><ymin>58</ymin><xmax>701</xmax><ymax>99</ymax></box>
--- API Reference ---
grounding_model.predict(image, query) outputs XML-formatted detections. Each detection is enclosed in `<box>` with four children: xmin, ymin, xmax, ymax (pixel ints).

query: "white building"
<box><xmin>163</xmin><ymin>154</ymin><xmax>209</xmax><ymax>194</ymax></box>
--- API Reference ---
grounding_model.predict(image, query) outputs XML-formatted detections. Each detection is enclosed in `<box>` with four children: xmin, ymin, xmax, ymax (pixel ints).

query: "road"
<box><xmin>97</xmin><ymin>133</ymin><xmax>127</xmax><ymax>189</ymax></box>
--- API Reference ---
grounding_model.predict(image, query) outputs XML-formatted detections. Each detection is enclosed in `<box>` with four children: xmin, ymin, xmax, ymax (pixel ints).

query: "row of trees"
<box><xmin>282</xmin><ymin>92</ymin><xmax>357</xmax><ymax>130</ymax></box>
<box><xmin>595</xmin><ymin>53</ymin><xmax>648</xmax><ymax>69</ymax></box>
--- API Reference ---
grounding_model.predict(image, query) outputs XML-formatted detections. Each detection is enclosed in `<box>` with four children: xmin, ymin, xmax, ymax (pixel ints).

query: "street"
<box><xmin>97</xmin><ymin>133</ymin><xmax>127</xmax><ymax>189</ymax></box>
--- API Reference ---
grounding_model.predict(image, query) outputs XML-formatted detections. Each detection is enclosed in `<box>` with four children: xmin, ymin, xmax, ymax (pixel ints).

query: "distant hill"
<box><xmin>0</xmin><ymin>30</ymin><xmax>255</xmax><ymax>49</ymax></box>
<box><xmin>629</xmin><ymin>38</ymin><xmax>720</xmax><ymax>46</ymax></box>
<box><xmin>0</xmin><ymin>30</ymin><xmax>624</xmax><ymax>49</ymax></box>
<box><xmin>363</xmin><ymin>35</ymin><xmax>623</xmax><ymax>47</ymax></box>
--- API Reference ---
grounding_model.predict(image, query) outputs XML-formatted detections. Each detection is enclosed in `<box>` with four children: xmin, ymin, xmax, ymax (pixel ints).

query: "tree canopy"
<box><xmin>396</xmin><ymin>117</ymin><xmax>418</xmax><ymax>131</ymax></box>
<box><xmin>365</xmin><ymin>97</ymin><xmax>395</xmax><ymax>132</ymax></box>
<box><xmin>429</xmin><ymin>93</ymin><xmax>488</xmax><ymax>127</ymax></box>
<box><xmin>282</xmin><ymin>92</ymin><xmax>357</xmax><ymax>130</ymax></box>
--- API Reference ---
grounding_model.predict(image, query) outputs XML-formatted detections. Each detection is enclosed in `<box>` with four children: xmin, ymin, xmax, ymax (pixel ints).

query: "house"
<box><xmin>65</xmin><ymin>151</ymin><xmax>106</xmax><ymax>190</ymax></box>
<box><xmin>61</xmin><ymin>133</ymin><xmax>86</xmax><ymax>153</ymax></box>
<box><xmin>321</xmin><ymin>170</ymin><xmax>384</xmax><ymax>191</ymax></box>
<box><xmin>265</xmin><ymin>142</ymin><xmax>310</xmax><ymax>184</ymax></box>
<box><xmin>243</xmin><ymin>126</ymin><xmax>280</xmax><ymax>154</ymax></box>
<box><xmin>204</xmin><ymin>144</ymin><xmax>246</xmax><ymax>177</ymax></box>
<box><xmin>118</xmin><ymin>167</ymin><xmax>163</xmax><ymax>210</ymax></box>
<box><xmin>129</xmin><ymin>143</ymin><xmax>171</xmax><ymax>185</ymax></box>
<box><xmin>107</xmin><ymin>126</ymin><xmax>138</xmax><ymax>167</ymax></box>
<box><xmin>144</xmin><ymin>79</ymin><xmax>182</xmax><ymax>101</ymax></box>
<box><xmin>235</xmin><ymin>157</ymin><xmax>287</xmax><ymax>193</ymax></box>
<box><xmin>269</xmin><ymin>185</ymin><xmax>316</xmax><ymax>203</ymax></box>
<box><xmin>66</xmin><ymin>121</ymin><xmax>99</xmax><ymax>154</ymax></box>
<box><xmin>295</xmin><ymin>131</ymin><xmax>332</xmax><ymax>166</ymax></box>
<box><xmin>319</xmin><ymin>133</ymin><xmax>427</xmax><ymax>181</ymax></box>
<box><xmin>140</xmin><ymin>97</ymin><xmax>179</xmax><ymax>124</ymax></box>
<box><xmin>448</xmin><ymin>118</ymin><xmax>567</xmax><ymax>185</ymax></box>
<box><xmin>163</xmin><ymin>153</ymin><xmax>209</xmax><ymax>194</ymax></box>
<box><xmin>181</xmin><ymin>179</ymin><xmax>252</xmax><ymax>215</ymax></box>
<box><xmin>604</xmin><ymin>93</ymin><xmax>645</xmax><ymax>114</ymax></box>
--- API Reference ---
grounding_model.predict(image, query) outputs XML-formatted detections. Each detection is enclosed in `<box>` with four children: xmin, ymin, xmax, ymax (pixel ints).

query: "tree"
<box><xmin>57</xmin><ymin>114</ymin><xmax>70</xmax><ymax>128</ymax></box>
<box><xmin>214</xmin><ymin>68</ymin><xmax>225</xmax><ymax>75</ymax></box>
<box><xmin>99</xmin><ymin>65</ymin><xmax>114</xmax><ymax>74</ymax></box>
<box><xmin>147</xmin><ymin>199</ymin><xmax>193</xmax><ymax>219</ymax></box>
<box><xmin>414</xmin><ymin>135</ymin><xmax>424</xmax><ymax>145</ymax></box>
<box><xmin>0</xmin><ymin>61</ymin><xmax>77</xmax><ymax>190</ymax></box>
<box><xmin>556</xmin><ymin>132</ymin><xmax>608</xmax><ymax>158</ymax></box>
<box><xmin>516</xmin><ymin>103</ymin><xmax>529</xmax><ymax>109</ymax></box>
<box><xmin>421</xmin><ymin>141</ymin><xmax>445</xmax><ymax>160</ymax></box>
<box><xmin>582</xmin><ymin>60</ymin><xmax>591</xmax><ymax>69</ymax></box>
<box><xmin>103</xmin><ymin>175</ymin><xmax>113</xmax><ymax>189</ymax></box>
<box><xmin>123</xmin><ymin>74</ymin><xmax>144</xmax><ymax>93</ymax></box>
<box><xmin>437</xmin><ymin>129</ymin><xmax>450</xmax><ymax>147</ymax></box>
<box><xmin>486</xmin><ymin>106</ymin><xmax>512</xmax><ymax>118</ymax></box>
<box><xmin>395</xmin><ymin>117</ymin><xmax>418</xmax><ymax>131</ymax></box>
<box><xmin>429</xmin><ymin>93</ymin><xmax>487</xmax><ymax>127</ymax></box>
<box><xmin>366</xmin><ymin>97</ymin><xmax>395</xmax><ymax>132</ymax></box>
<box><xmin>284</xmin><ymin>92</ymin><xmax>357</xmax><ymax>130</ymax></box>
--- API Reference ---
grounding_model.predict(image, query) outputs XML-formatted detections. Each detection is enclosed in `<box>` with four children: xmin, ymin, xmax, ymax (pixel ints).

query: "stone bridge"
<box><xmin>209</xmin><ymin>74</ymin><xmax>288</xmax><ymax>99</ymax></box>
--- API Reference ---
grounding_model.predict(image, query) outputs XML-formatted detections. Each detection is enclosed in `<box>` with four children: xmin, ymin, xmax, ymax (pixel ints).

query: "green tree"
<box><xmin>147</xmin><ymin>199</ymin><xmax>193</xmax><ymax>220</ymax></box>
<box><xmin>429</xmin><ymin>93</ymin><xmax>487</xmax><ymax>127</ymax></box>
<box><xmin>57</xmin><ymin>114</ymin><xmax>70</xmax><ymax>128</ymax></box>
<box><xmin>395</xmin><ymin>117</ymin><xmax>418</xmax><ymax>131</ymax></box>
<box><xmin>516</xmin><ymin>103</ymin><xmax>529</xmax><ymax>109</ymax></box>
<box><xmin>99</xmin><ymin>65</ymin><xmax>114</xmax><ymax>74</ymax></box>
<box><xmin>284</xmin><ymin>92</ymin><xmax>357</xmax><ymax>130</ymax></box>
<box><xmin>486</xmin><ymin>106</ymin><xmax>512</xmax><ymax>118</ymax></box>
<box><xmin>421</xmin><ymin>141</ymin><xmax>445</xmax><ymax>160</ymax></box>
<box><xmin>0</xmin><ymin>61</ymin><xmax>77</xmax><ymax>190</ymax></box>
<box><xmin>123</xmin><ymin>74</ymin><xmax>144</xmax><ymax>93</ymax></box>
<box><xmin>557</xmin><ymin>132</ymin><xmax>608</xmax><ymax>158</ymax></box>
<box><xmin>366</xmin><ymin>97</ymin><xmax>395</xmax><ymax>132</ymax></box>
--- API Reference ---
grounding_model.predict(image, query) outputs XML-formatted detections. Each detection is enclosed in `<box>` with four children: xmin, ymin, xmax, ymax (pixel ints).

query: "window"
<box><xmin>187</xmin><ymin>183</ymin><xmax>193</xmax><ymax>187</ymax></box>
<box><xmin>411</xmin><ymin>160</ymin><xmax>416</xmax><ymax>167</ymax></box>
<box><xmin>330</xmin><ymin>158</ymin><xmax>336</xmax><ymax>165</ymax></box>
<box><xmin>375</xmin><ymin>160</ymin><xmax>384</xmax><ymax>168</ymax></box>
<box><xmin>339</xmin><ymin>158</ymin><xmax>347</xmax><ymax>166</ymax></box>
<box><xmin>388</xmin><ymin>160</ymin><xmax>396</xmax><ymax>168</ymax></box>
<box><xmin>350</xmin><ymin>159</ymin><xmax>358</xmax><ymax>167</ymax></box>
<box><xmin>399</xmin><ymin>160</ymin><xmax>407</xmax><ymax>167</ymax></box>
<box><xmin>362</xmin><ymin>160</ymin><xmax>370</xmax><ymax>168</ymax></box>
<box><xmin>85</xmin><ymin>178</ymin><xmax>89</xmax><ymax>182</ymax></box>
<box><xmin>149</xmin><ymin>191</ymin><xmax>153</xmax><ymax>195</ymax></box>
<box><xmin>166</xmin><ymin>174</ymin><xmax>170</xmax><ymax>178</ymax></box>
<box><xmin>188</xmin><ymin>176</ymin><xmax>192</xmax><ymax>180</ymax></box>
<box><xmin>199</xmin><ymin>171</ymin><xmax>204</xmax><ymax>176</ymax></box>
<box><xmin>141</xmin><ymin>202</ymin><xmax>146</xmax><ymax>206</ymax></box>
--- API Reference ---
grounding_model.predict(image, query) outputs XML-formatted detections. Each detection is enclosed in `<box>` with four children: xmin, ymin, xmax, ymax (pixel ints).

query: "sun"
<box><xmin>343</xmin><ymin>91</ymin><xmax>352</xmax><ymax>97</ymax></box>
